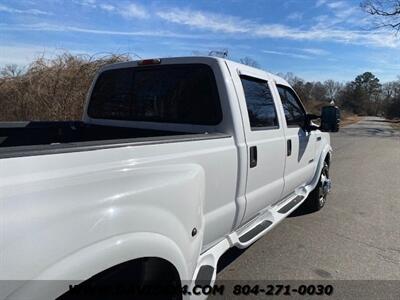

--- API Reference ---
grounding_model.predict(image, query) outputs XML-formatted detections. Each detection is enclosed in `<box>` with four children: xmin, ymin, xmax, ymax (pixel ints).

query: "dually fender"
<box><xmin>309</xmin><ymin>141</ymin><xmax>332</xmax><ymax>191</ymax></box>
<box><xmin>7</xmin><ymin>232</ymin><xmax>189</xmax><ymax>300</ymax></box>
<box><xmin>2</xmin><ymin>159</ymin><xmax>207</xmax><ymax>300</ymax></box>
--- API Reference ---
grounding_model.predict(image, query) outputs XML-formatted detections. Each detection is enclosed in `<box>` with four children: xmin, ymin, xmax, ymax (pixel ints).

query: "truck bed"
<box><xmin>0</xmin><ymin>121</ymin><xmax>213</xmax><ymax>158</ymax></box>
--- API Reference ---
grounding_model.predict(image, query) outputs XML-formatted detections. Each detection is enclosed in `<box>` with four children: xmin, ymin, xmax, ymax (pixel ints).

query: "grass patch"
<box><xmin>387</xmin><ymin>119</ymin><xmax>400</xmax><ymax>130</ymax></box>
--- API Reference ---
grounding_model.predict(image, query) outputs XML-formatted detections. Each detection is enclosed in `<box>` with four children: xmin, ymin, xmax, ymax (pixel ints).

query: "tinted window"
<box><xmin>240</xmin><ymin>76</ymin><xmax>278</xmax><ymax>129</ymax></box>
<box><xmin>277</xmin><ymin>86</ymin><xmax>306</xmax><ymax>127</ymax></box>
<box><xmin>88</xmin><ymin>64</ymin><xmax>222</xmax><ymax>125</ymax></box>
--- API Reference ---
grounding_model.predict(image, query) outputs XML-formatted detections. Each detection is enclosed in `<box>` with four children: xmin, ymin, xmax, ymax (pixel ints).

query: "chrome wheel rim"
<box><xmin>319</xmin><ymin>165</ymin><xmax>330</xmax><ymax>207</ymax></box>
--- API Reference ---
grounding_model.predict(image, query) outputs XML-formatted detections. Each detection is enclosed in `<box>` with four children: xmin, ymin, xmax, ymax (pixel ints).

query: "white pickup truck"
<box><xmin>0</xmin><ymin>56</ymin><xmax>340</xmax><ymax>300</ymax></box>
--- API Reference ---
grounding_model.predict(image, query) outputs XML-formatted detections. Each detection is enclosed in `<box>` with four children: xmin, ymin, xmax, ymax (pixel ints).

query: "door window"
<box><xmin>277</xmin><ymin>85</ymin><xmax>306</xmax><ymax>127</ymax></box>
<box><xmin>240</xmin><ymin>76</ymin><xmax>279</xmax><ymax>130</ymax></box>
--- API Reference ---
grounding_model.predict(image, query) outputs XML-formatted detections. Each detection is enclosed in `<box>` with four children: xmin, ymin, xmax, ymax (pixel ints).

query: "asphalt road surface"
<box><xmin>213</xmin><ymin>117</ymin><xmax>400</xmax><ymax>298</ymax></box>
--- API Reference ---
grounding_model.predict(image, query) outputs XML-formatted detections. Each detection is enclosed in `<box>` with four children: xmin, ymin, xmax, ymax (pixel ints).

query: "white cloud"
<box><xmin>95</xmin><ymin>2</ymin><xmax>148</xmax><ymax>19</ymax></box>
<box><xmin>0</xmin><ymin>4</ymin><xmax>51</xmax><ymax>15</ymax></box>
<box><xmin>73</xmin><ymin>0</ymin><xmax>97</xmax><ymax>8</ymax></box>
<box><xmin>315</xmin><ymin>0</ymin><xmax>327</xmax><ymax>7</ymax></box>
<box><xmin>157</xmin><ymin>8</ymin><xmax>400</xmax><ymax>48</ymax></box>
<box><xmin>286</xmin><ymin>12</ymin><xmax>303</xmax><ymax>21</ymax></box>
<box><xmin>0</xmin><ymin>45</ymin><xmax>82</xmax><ymax>66</ymax></box>
<box><xmin>300</xmin><ymin>48</ymin><xmax>330</xmax><ymax>56</ymax></box>
<box><xmin>119</xmin><ymin>3</ymin><xmax>148</xmax><ymax>19</ymax></box>
<box><xmin>327</xmin><ymin>1</ymin><xmax>346</xmax><ymax>9</ymax></box>
<box><xmin>313</xmin><ymin>0</ymin><xmax>367</xmax><ymax>28</ymax></box>
<box><xmin>99</xmin><ymin>4</ymin><xmax>115</xmax><ymax>12</ymax></box>
<box><xmin>3</xmin><ymin>5</ymin><xmax>398</xmax><ymax>50</ymax></box>
<box><xmin>0</xmin><ymin>45</ymin><xmax>39</xmax><ymax>66</ymax></box>
<box><xmin>75</xmin><ymin>1</ymin><xmax>148</xmax><ymax>19</ymax></box>
<box><xmin>157</xmin><ymin>9</ymin><xmax>251</xmax><ymax>33</ymax></box>
<box><xmin>262</xmin><ymin>50</ymin><xmax>311</xmax><ymax>60</ymax></box>
<box><xmin>284</xmin><ymin>47</ymin><xmax>330</xmax><ymax>56</ymax></box>
<box><xmin>0</xmin><ymin>22</ymin><xmax>203</xmax><ymax>39</ymax></box>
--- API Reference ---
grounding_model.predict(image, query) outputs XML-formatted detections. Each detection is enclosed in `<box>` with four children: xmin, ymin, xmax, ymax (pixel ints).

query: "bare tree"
<box><xmin>0</xmin><ymin>64</ymin><xmax>23</xmax><ymax>78</ymax></box>
<box><xmin>311</xmin><ymin>82</ymin><xmax>328</xmax><ymax>102</ymax></box>
<box><xmin>361</xmin><ymin>0</ymin><xmax>400</xmax><ymax>32</ymax></box>
<box><xmin>324</xmin><ymin>80</ymin><xmax>341</xmax><ymax>103</ymax></box>
<box><xmin>0</xmin><ymin>52</ymin><xmax>132</xmax><ymax>121</ymax></box>
<box><xmin>382</xmin><ymin>79</ymin><xmax>400</xmax><ymax>118</ymax></box>
<box><xmin>239</xmin><ymin>56</ymin><xmax>260</xmax><ymax>68</ymax></box>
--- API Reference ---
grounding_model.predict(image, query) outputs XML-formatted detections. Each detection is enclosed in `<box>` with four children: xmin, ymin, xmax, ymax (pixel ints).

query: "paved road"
<box><xmin>215</xmin><ymin>117</ymin><xmax>400</xmax><ymax>286</ymax></box>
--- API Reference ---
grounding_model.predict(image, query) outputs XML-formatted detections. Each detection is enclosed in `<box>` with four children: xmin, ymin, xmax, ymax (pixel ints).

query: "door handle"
<box><xmin>249</xmin><ymin>146</ymin><xmax>257</xmax><ymax>168</ymax></box>
<box><xmin>287</xmin><ymin>139</ymin><xmax>292</xmax><ymax>156</ymax></box>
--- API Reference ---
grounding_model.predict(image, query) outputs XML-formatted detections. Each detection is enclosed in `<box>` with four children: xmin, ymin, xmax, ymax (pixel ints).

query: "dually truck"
<box><xmin>0</xmin><ymin>56</ymin><xmax>340</xmax><ymax>299</ymax></box>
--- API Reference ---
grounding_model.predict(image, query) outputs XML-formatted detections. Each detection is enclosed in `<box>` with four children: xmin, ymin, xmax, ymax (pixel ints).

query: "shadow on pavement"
<box><xmin>217</xmin><ymin>246</ymin><xmax>252</xmax><ymax>274</ymax></box>
<box><xmin>217</xmin><ymin>201</ymin><xmax>318</xmax><ymax>274</ymax></box>
<box><xmin>287</xmin><ymin>201</ymin><xmax>316</xmax><ymax>218</ymax></box>
<box><xmin>341</xmin><ymin>127</ymin><xmax>399</xmax><ymax>138</ymax></box>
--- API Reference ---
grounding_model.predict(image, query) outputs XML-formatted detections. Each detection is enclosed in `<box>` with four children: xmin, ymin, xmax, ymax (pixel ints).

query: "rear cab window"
<box><xmin>88</xmin><ymin>64</ymin><xmax>222</xmax><ymax>125</ymax></box>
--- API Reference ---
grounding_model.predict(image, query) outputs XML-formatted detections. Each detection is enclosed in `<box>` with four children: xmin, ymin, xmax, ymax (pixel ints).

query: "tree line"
<box><xmin>0</xmin><ymin>53</ymin><xmax>399</xmax><ymax>122</ymax></box>
<box><xmin>0</xmin><ymin>53</ymin><xmax>130</xmax><ymax>121</ymax></box>
<box><xmin>279</xmin><ymin>71</ymin><xmax>400</xmax><ymax>119</ymax></box>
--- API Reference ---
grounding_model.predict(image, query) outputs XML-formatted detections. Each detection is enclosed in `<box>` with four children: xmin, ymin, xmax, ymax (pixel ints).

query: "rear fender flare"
<box><xmin>310</xmin><ymin>144</ymin><xmax>332</xmax><ymax>191</ymax></box>
<box><xmin>10</xmin><ymin>232</ymin><xmax>188</xmax><ymax>300</ymax></box>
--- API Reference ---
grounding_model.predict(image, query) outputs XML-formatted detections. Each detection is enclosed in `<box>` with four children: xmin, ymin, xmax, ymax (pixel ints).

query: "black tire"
<box><xmin>305</xmin><ymin>161</ymin><xmax>330</xmax><ymax>212</ymax></box>
<box><xmin>58</xmin><ymin>258</ymin><xmax>182</xmax><ymax>300</ymax></box>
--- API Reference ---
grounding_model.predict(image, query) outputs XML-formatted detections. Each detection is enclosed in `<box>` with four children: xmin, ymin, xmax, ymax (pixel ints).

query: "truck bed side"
<box><xmin>0</xmin><ymin>134</ymin><xmax>238</xmax><ymax>298</ymax></box>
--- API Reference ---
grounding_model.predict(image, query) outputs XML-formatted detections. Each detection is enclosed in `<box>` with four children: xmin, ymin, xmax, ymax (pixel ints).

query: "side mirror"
<box><xmin>305</xmin><ymin>114</ymin><xmax>320</xmax><ymax>131</ymax></box>
<box><xmin>321</xmin><ymin>106</ymin><xmax>340</xmax><ymax>132</ymax></box>
<box><xmin>307</xmin><ymin>114</ymin><xmax>320</xmax><ymax>120</ymax></box>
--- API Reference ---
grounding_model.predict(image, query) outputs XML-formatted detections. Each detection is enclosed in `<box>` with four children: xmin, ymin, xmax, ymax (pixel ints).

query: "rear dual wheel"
<box><xmin>305</xmin><ymin>161</ymin><xmax>331</xmax><ymax>212</ymax></box>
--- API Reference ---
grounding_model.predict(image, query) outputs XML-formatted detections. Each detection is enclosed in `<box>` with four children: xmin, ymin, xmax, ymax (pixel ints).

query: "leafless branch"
<box><xmin>361</xmin><ymin>0</ymin><xmax>400</xmax><ymax>32</ymax></box>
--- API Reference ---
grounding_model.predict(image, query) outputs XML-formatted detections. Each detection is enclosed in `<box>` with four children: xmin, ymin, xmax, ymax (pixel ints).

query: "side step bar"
<box><xmin>195</xmin><ymin>265</ymin><xmax>214</xmax><ymax>286</ymax></box>
<box><xmin>278</xmin><ymin>195</ymin><xmax>304</xmax><ymax>214</ymax></box>
<box><xmin>238</xmin><ymin>220</ymin><xmax>272</xmax><ymax>243</ymax></box>
<box><xmin>231</xmin><ymin>192</ymin><xmax>307</xmax><ymax>248</ymax></box>
<box><xmin>192</xmin><ymin>190</ymin><xmax>311</xmax><ymax>298</ymax></box>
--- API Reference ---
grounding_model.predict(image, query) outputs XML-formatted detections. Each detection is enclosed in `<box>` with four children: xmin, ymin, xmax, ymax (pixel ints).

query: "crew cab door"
<box><xmin>276</xmin><ymin>85</ymin><xmax>316</xmax><ymax>197</ymax></box>
<box><xmin>232</xmin><ymin>70</ymin><xmax>286</xmax><ymax>225</ymax></box>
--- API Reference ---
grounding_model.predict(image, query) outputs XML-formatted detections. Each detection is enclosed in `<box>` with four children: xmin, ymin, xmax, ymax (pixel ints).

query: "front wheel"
<box><xmin>305</xmin><ymin>161</ymin><xmax>331</xmax><ymax>212</ymax></box>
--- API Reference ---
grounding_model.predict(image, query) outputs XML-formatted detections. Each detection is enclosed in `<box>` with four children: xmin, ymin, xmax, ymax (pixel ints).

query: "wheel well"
<box><xmin>89</xmin><ymin>256</ymin><xmax>180</xmax><ymax>283</ymax></box>
<box><xmin>324</xmin><ymin>153</ymin><xmax>330</xmax><ymax>166</ymax></box>
<box><xmin>58</xmin><ymin>257</ymin><xmax>181</xmax><ymax>299</ymax></box>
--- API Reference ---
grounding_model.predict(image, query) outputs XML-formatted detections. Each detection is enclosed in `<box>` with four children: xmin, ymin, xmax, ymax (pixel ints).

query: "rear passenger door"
<box><xmin>276</xmin><ymin>85</ymin><xmax>316</xmax><ymax>197</ymax></box>
<box><xmin>236</xmin><ymin>74</ymin><xmax>286</xmax><ymax>224</ymax></box>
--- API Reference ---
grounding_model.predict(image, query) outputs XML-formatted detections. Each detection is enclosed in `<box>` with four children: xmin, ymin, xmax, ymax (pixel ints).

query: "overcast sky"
<box><xmin>0</xmin><ymin>0</ymin><xmax>399</xmax><ymax>82</ymax></box>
